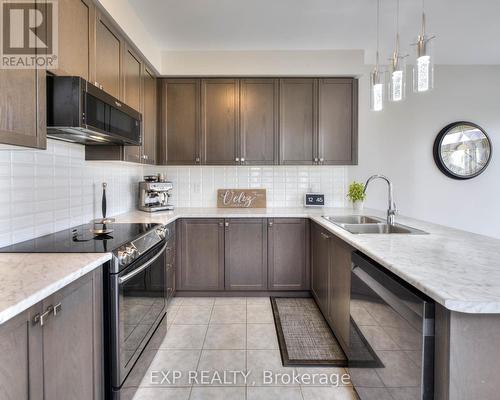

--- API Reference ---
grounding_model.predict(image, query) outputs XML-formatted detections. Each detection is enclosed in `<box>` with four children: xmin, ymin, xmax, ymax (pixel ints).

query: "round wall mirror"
<box><xmin>433</xmin><ymin>122</ymin><xmax>492</xmax><ymax>180</ymax></box>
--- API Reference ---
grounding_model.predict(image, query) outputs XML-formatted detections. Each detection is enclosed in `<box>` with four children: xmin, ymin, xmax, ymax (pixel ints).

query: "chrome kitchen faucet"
<box><xmin>363</xmin><ymin>175</ymin><xmax>398</xmax><ymax>225</ymax></box>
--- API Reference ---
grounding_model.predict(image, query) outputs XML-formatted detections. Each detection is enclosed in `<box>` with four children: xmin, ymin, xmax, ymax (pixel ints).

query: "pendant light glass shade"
<box><xmin>370</xmin><ymin>0</ymin><xmax>384</xmax><ymax>111</ymax></box>
<box><xmin>413</xmin><ymin>12</ymin><xmax>435</xmax><ymax>92</ymax></box>
<box><xmin>413</xmin><ymin>36</ymin><xmax>434</xmax><ymax>93</ymax></box>
<box><xmin>370</xmin><ymin>64</ymin><xmax>385</xmax><ymax>111</ymax></box>
<box><xmin>388</xmin><ymin>46</ymin><xmax>407</xmax><ymax>102</ymax></box>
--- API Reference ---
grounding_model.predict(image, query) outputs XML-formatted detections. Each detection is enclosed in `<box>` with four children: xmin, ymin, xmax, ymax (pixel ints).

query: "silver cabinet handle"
<box><xmin>241</xmin><ymin>157</ymin><xmax>245</xmax><ymax>163</ymax></box>
<box><xmin>195</xmin><ymin>157</ymin><xmax>200</xmax><ymax>163</ymax></box>
<box><xmin>314</xmin><ymin>157</ymin><xmax>319</xmax><ymax>163</ymax></box>
<box><xmin>320</xmin><ymin>232</ymin><xmax>330</xmax><ymax>240</ymax></box>
<box><xmin>225</xmin><ymin>222</ymin><xmax>229</xmax><ymax>227</ymax></box>
<box><xmin>118</xmin><ymin>241</ymin><xmax>168</xmax><ymax>284</ymax></box>
<box><xmin>268</xmin><ymin>221</ymin><xmax>273</xmax><ymax>227</ymax></box>
<box><xmin>235</xmin><ymin>157</ymin><xmax>240</xmax><ymax>162</ymax></box>
<box><xmin>34</xmin><ymin>305</ymin><xmax>54</xmax><ymax>326</ymax></box>
<box><xmin>218</xmin><ymin>222</ymin><xmax>223</xmax><ymax>227</ymax></box>
<box><xmin>319</xmin><ymin>158</ymin><xmax>324</xmax><ymax>163</ymax></box>
<box><xmin>53</xmin><ymin>303</ymin><xmax>62</xmax><ymax>316</ymax></box>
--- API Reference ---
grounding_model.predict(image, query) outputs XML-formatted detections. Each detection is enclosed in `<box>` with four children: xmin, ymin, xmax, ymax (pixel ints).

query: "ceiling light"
<box><xmin>388</xmin><ymin>0</ymin><xmax>407</xmax><ymax>103</ymax></box>
<box><xmin>412</xmin><ymin>0</ymin><xmax>436</xmax><ymax>92</ymax></box>
<box><xmin>370</xmin><ymin>0</ymin><xmax>385</xmax><ymax>112</ymax></box>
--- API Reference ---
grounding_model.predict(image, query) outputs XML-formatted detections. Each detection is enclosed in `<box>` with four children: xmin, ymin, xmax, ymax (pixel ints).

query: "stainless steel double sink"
<box><xmin>322</xmin><ymin>215</ymin><xmax>428</xmax><ymax>235</ymax></box>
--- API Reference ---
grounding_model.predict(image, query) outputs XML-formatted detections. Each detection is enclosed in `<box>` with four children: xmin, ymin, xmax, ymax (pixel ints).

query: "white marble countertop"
<box><xmin>0</xmin><ymin>253</ymin><xmax>111</xmax><ymax>325</ymax></box>
<box><xmin>115</xmin><ymin>207</ymin><xmax>500</xmax><ymax>314</ymax></box>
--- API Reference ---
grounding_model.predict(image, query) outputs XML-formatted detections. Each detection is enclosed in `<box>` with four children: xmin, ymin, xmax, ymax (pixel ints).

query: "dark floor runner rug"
<box><xmin>271</xmin><ymin>297</ymin><xmax>347</xmax><ymax>367</ymax></box>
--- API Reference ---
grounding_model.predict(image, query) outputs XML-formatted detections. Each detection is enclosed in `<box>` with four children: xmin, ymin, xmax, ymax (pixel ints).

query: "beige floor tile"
<box><xmin>181</xmin><ymin>297</ymin><xmax>216</xmax><ymax>306</ymax></box>
<box><xmin>167</xmin><ymin>306</ymin><xmax>180</xmax><ymax>326</ymax></box>
<box><xmin>135</xmin><ymin>349</ymin><xmax>201</xmax><ymax>387</ymax></box>
<box><xmin>247</xmin><ymin>386</ymin><xmax>303</xmax><ymax>400</ymax></box>
<box><xmin>214</xmin><ymin>297</ymin><xmax>247</xmax><ymax>305</ymax></box>
<box><xmin>190</xmin><ymin>386</ymin><xmax>246</xmax><ymax>400</ymax></box>
<box><xmin>210</xmin><ymin>305</ymin><xmax>246</xmax><ymax>324</ymax></box>
<box><xmin>196</xmin><ymin>350</ymin><xmax>247</xmax><ymax>386</ymax></box>
<box><xmin>246</xmin><ymin>297</ymin><xmax>271</xmax><ymax>305</ymax></box>
<box><xmin>159</xmin><ymin>324</ymin><xmax>208</xmax><ymax>349</ymax></box>
<box><xmin>247</xmin><ymin>324</ymin><xmax>279</xmax><ymax>349</ymax></box>
<box><xmin>301</xmin><ymin>386</ymin><xmax>359</xmax><ymax>400</ymax></box>
<box><xmin>127</xmin><ymin>387</ymin><xmax>191</xmax><ymax>400</ymax></box>
<box><xmin>168</xmin><ymin>297</ymin><xmax>184</xmax><ymax>307</ymax></box>
<box><xmin>246</xmin><ymin>350</ymin><xmax>297</xmax><ymax>386</ymax></box>
<box><xmin>173</xmin><ymin>306</ymin><xmax>213</xmax><ymax>325</ymax></box>
<box><xmin>203</xmin><ymin>324</ymin><xmax>246</xmax><ymax>350</ymax></box>
<box><xmin>247</xmin><ymin>304</ymin><xmax>274</xmax><ymax>323</ymax></box>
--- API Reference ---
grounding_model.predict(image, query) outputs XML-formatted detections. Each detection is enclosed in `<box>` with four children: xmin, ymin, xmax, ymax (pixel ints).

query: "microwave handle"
<box><xmin>118</xmin><ymin>241</ymin><xmax>167</xmax><ymax>284</ymax></box>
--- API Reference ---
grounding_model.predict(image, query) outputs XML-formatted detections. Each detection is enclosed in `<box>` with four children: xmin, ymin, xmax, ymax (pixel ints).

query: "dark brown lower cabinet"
<box><xmin>311</xmin><ymin>222</ymin><xmax>331</xmax><ymax>314</ymax></box>
<box><xmin>177</xmin><ymin>218</ymin><xmax>225</xmax><ymax>291</ymax></box>
<box><xmin>225</xmin><ymin>219</ymin><xmax>267</xmax><ymax>291</ymax></box>
<box><xmin>0</xmin><ymin>269</ymin><xmax>103</xmax><ymax>400</ymax></box>
<box><xmin>268</xmin><ymin>218</ymin><xmax>310</xmax><ymax>290</ymax></box>
<box><xmin>327</xmin><ymin>235</ymin><xmax>353</xmax><ymax>350</ymax></box>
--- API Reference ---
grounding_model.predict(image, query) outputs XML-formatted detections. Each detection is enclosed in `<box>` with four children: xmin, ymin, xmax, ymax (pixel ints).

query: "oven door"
<box><xmin>110</xmin><ymin>241</ymin><xmax>167</xmax><ymax>388</ymax></box>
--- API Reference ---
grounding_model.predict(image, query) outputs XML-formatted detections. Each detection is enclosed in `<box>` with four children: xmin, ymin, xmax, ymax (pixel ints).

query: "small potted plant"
<box><xmin>347</xmin><ymin>181</ymin><xmax>366</xmax><ymax>211</ymax></box>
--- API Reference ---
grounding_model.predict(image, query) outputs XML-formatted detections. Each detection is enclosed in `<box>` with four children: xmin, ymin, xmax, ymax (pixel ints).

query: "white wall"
<box><xmin>351</xmin><ymin>65</ymin><xmax>500</xmax><ymax>238</ymax></box>
<box><xmin>160</xmin><ymin>50</ymin><xmax>365</xmax><ymax>76</ymax></box>
<box><xmin>0</xmin><ymin>140</ymin><xmax>143</xmax><ymax>247</ymax></box>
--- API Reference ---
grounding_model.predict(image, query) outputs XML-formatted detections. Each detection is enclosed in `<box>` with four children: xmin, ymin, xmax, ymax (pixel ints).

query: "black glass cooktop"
<box><xmin>0</xmin><ymin>223</ymin><xmax>159</xmax><ymax>253</ymax></box>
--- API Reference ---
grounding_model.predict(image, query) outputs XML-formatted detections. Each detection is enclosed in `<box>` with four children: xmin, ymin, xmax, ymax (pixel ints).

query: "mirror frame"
<box><xmin>433</xmin><ymin>121</ymin><xmax>492</xmax><ymax>180</ymax></box>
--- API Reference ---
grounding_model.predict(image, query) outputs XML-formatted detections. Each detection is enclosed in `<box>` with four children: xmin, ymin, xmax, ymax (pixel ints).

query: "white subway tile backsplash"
<box><xmin>0</xmin><ymin>139</ymin><xmax>143</xmax><ymax>247</ymax></box>
<box><xmin>145</xmin><ymin>165</ymin><xmax>347</xmax><ymax>208</ymax></box>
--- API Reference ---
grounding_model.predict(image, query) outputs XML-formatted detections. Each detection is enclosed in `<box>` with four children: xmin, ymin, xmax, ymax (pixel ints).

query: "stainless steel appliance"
<box><xmin>139</xmin><ymin>181</ymin><xmax>174</xmax><ymax>212</ymax></box>
<box><xmin>0</xmin><ymin>222</ymin><xmax>175</xmax><ymax>400</ymax></box>
<box><xmin>348</xmin><ymin>252</ymin><xmax>434</xmax><ymax>400</ymax></box>
<box><xmin>47</xmin><ymin>76</ymin><xmax>142</xmax><ymax>145</ymax></box>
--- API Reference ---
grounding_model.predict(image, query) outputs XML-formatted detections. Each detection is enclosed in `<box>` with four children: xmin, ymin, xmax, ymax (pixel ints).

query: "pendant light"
<box><xmin>388</xmin><ymin>0</ymin><xmax>407</xmax><ymax>102</ymax></box>
<box><xmin>412</xmin><ymin>0</ymin><xmax>435</xmax><ymax>92</ymax></box>
<box><xmin>370</xmin><ymin>0</ymin><xmax>385</xmax><ymax>111</ymax></box>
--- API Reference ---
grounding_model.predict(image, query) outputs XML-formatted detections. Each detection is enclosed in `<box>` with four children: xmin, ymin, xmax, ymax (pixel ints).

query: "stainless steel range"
<box><xmin>0</xmin><ymin>222</ymin><xmax>175</xmax><ymax>400</ymax></box>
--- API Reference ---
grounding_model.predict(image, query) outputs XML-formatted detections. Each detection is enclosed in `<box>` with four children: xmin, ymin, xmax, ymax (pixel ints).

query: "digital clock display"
<box><xmin>305</xmin><ymin>193</ymin><xmax>325</xmax><ymax>207</ymax></box>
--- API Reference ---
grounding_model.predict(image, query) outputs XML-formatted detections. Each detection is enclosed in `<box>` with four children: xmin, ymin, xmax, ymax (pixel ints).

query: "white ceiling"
<box><xmin>127</xmin><ymin>0</ymin><xmax>500</xmax><ymax>65</ymax></box>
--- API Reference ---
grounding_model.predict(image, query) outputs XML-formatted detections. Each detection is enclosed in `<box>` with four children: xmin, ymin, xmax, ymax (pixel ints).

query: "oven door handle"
<box><xmin>118</xmin><ymin>241</ymin><xmax>167</xmax><ymax>284</ymax></box>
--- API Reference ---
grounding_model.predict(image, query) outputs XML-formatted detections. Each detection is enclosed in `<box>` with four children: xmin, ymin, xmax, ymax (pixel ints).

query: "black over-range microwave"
<box><xmin>46</xmin><ymin>76</ymin><xmax>142</xmax><ymax>145</ymax></box>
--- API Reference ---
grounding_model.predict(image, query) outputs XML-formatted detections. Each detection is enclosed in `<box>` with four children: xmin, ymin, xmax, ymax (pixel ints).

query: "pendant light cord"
<box><xmin>376</xmin><ymin>0</ymin><xmax>380</xmax><ymax>66</ymax></box>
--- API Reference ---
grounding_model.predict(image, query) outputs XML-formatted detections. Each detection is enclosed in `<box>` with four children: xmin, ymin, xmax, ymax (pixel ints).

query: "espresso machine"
<box><xmin>138</xmin><ymin>176</ymin><xmax>174</xmax><ymax>212</ymax></box>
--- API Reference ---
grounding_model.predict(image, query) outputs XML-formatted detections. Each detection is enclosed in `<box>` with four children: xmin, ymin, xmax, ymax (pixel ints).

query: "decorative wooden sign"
<box><xmin>217</xmin><ymin>189</ymin><xmax>267</xmax><ymax>208</ymax></box>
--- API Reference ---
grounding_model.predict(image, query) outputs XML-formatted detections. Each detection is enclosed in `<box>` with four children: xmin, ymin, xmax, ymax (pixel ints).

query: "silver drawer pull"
<box><xmin>53</xmin><ymin>303</ymin><xmax>62</xmax><ymax>316</ymax></box>
<box><xmin>320</xmin><ymin>232</ymin><xmax>330</xmax><ymax>239</ymax></box>
<box><xmin>34</xmin><ymin>305</ymin><xmax>54</xmax><ymax>326</ymax></box>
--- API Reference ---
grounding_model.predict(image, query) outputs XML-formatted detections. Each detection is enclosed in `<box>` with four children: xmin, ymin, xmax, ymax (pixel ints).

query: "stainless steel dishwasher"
<box><xmin>348</xmin><ymin>252</ymin><xmax>435</xmax><ymax>400</ymax></box>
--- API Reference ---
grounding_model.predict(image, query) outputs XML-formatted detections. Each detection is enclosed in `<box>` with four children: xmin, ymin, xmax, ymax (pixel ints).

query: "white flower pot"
<box><xmin>352</xmin><ymin>200</ymin><xmax>364</xmax><ymax>212</ymax></box>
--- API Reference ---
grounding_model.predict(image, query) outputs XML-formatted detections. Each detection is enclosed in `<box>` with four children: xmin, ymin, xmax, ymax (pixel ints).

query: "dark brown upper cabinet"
<box><xmin>95</xmin><ymin>12</ymin><xmax>123</xmax><ymax>100</ymax></box>
<box><xmin>201</xmin><ymin>79</ymin><xmax>240</xmax><ymax>165</ymax></box>
<box><xmin>318</xmin><ymin>78</ymin><xmax>358</xmax><ymax>165</ymax></box>
<box><xmin>159</xmin><ymin>79</ymin><xmax>201</xmax><ymax>165</ymax></box>
<box><xmin>268</xmin><ymin>218</ymin><xmax>310</xmax><ymax>290</ymax></box>
<box><xmin>55</xmin><ymin>0</ymin><xmax>95</xmax><ymax>81</ymax></box>
<box><xmin>142</xmin><ymin>67</ymin><xmax>157</xmax><ymax>165</ymax></box>
<box><xmin>239</xmin><ymin>79</ymin><xmax>279</xmax><ymax>165</ymax></box>
<box><xmin>122</xmin><ymin>45</ymin><xmax>143</xmax><ymax>163</ymax></box>
<box><xmin>279</xmin><ymin>79</ymin><xmax>317</xmax><ymax>165</ymax></box>
<box><xmin>224</xmin><ymin>219</ymin><xmax>268</xmax><ymax>291</ymax></box>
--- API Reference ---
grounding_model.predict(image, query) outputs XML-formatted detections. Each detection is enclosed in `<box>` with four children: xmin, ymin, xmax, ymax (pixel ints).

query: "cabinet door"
<box><xmin>42</xmin><ymin>273</ymin><xmax>96</xmax><ymax>400</ymax></box>
<box><xmin>268</xmin><ymin>218</ymin><xmax>310</xmax><ymax>290</ymax></box>
<box><xmin>161</xmin><ymin>79</ymin><xmax>201</xmax><ymax>165</ymax></box>
<box><xmin>0</xmin><ymin>304</ymin><xmax>43</xmax><ymax>400</ymax></box>
<box><xmin>318</xmin><ymin>78</ymin><xmax>358</xmax><ymax>165</ymax></box>
<box><xmin>95</xmin><ymin>12</ymin><xmax>122</xmax><ymax>99</ymax></box>
<box><xmin>328</xmin><ymin>236</ymin><xmax>353</xmax><ymax>350</ymax></box>
<box><xmin>279</xmin><ymin>79</ymin><xmax>316</xmax><ymax>165</ymax></box>
<box><xmin>225</xmin><ymin>219</ymin><xmax>267</xmax><ymax>291</ymax></box>
<box><xmin>123</xmin><ymin>46</ymin><xmax>143</xmax><ymax>163</ymax></box>
<box><xmin>239</xmin><ymin>79</ymin><xmax>278</xmax><ymax>165</ymax></box>
<box><xmin>56</xmin><ymin>0</ymin><xmax>94</xmax><ymax>80</ymax></box>
<box><xmin>201</xmin><ymin>79</ymin><xmax>239</xmax><ymax>165</ymax></box>
<box><xmin>311</xmin><ymin>223</ymin><xmax>330</xmax><ymax>314</ymax></box>
<box><xmin>178</xmin><ymin>219</ymin><xmax>225</xmax><ymax>291</ymax></box>
<box><xmin>142</xmin><ymin>67</ymin><xmax>157</xmax><ymax>165</ymax></box>
<box><xmin>0</xmin><ymin>68</ymin><xmax>46</xmax><ymax>149</ymax></box>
